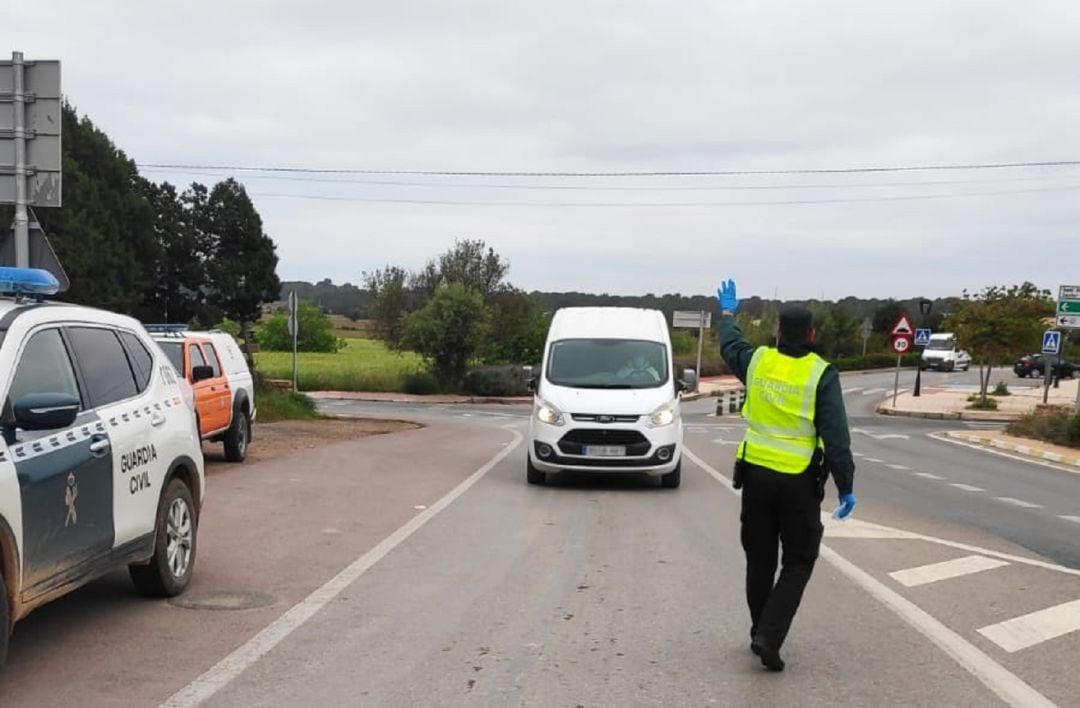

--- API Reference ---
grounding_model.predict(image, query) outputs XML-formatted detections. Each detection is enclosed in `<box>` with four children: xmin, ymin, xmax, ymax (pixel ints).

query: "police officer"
<box><xmin>716</xmin><ymin>279</ymin><xmax>856</xmax><ymax>672</ymax></box>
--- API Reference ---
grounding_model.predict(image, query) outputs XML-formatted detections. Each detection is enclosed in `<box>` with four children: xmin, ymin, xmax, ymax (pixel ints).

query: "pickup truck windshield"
<box><xmin>547</xmin><ymin>338</ymin><xmax>668</xmax><ymax>389</ymax></box>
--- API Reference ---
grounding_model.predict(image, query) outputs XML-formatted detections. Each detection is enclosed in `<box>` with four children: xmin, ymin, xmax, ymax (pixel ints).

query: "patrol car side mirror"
<box><xmin>191</xmin><ymin>365</ymin><xmax>215</xmax><ymax>383</ymax></box>
<box><xmin>12</xmin><ymin>393</ymin><xmax>80</xmax><ymax>431</ymax></box>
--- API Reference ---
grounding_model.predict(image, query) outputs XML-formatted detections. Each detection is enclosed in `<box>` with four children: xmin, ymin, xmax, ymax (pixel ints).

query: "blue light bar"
<box><xmin>0</xmin><ymin>267</ymin><xmax>61</xmax><ymax>296</ymax></box>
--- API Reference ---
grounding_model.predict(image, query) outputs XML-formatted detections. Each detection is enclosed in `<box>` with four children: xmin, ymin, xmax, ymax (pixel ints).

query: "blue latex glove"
<box><xmin>833</xmin><ymin>492</ymin><xmax>856</xmax><ymax>521</ymax></box>
<box><xmin>717</xmin><ymin>279</ymin><xmax>739</xmax><ymax>312</ymax></box>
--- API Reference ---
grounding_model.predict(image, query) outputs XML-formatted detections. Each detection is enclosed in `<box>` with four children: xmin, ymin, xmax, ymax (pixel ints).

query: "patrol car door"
<box><xmin>4</xmin><ymin>327</ymin><xmax>115</xmax><ymax>599</ymax></box>
<box><xmin>65</xmin><ymin>327</ymin><xmax>161</xmax><ymax>550</ymax></box>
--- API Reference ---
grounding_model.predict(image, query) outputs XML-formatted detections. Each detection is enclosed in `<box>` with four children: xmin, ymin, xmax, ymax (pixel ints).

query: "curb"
<box><xmin>942</xmin><ymin>431</ymin><xmax>1080</xmax><ymax>470</ymax></box>
<box><xmin>876</xmin><ymin>405</ymin><xmax>1020</xmax><ymax>422</ymax></box>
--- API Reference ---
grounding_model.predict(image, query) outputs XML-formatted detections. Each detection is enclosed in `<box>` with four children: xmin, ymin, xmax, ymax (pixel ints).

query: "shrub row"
<box><xmin>1006</xmin><ymin>405</ymin><xmax>1080</xmax><ymax>448</ymax></box>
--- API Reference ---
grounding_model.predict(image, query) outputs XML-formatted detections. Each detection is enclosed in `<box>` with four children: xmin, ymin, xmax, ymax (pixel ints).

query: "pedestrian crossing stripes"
<box><xmin>978</xmin><ymin>599</ymin><xmax>1080</xmax><ymax>653</ymax></box>
<box><xmin>889</xmin><ymin>555</ymin><xmax>1010</xmax><ymax>588</ymax></box>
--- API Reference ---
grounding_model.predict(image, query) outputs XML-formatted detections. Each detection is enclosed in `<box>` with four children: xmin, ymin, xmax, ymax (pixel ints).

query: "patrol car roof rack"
<box><xmin>145</xmin><ymin>323</ymin><xmax>190</xmax><ymax>334</ymax></box>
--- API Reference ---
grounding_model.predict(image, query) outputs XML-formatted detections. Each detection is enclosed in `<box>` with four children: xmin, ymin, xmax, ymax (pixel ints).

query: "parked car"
<box><xmin>149</xmin><ymin>327</ymin><xmax>256</xmax><ymax>462</ymax></box>
<box><xmin>0</xmin><ymin>268</ymin><xmax>205</xmax><ymax>665</ymax></box>
<box><xmin>526</xmin><ymin>307</ymin><xmax>696</xmax><ymax>488</ymax></box>
<box><xmin>1013</xmin><ymin>354</ymin><xmax>1077</xmax><ymax>379</ymax></box>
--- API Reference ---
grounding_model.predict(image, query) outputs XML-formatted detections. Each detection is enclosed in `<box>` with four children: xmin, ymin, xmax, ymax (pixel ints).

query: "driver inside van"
<box><xmin>616</xmin><ymin>353</ymin><xmax>661</xmax><ymax>382</ymax></box>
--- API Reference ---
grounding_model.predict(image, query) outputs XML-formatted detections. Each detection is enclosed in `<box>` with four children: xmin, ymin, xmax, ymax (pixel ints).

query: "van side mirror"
<box><xmin>678</xmin><ymin>368</ymin><xmax>698</xmax><ymax>393</ymax></box>
<box><xmin>12</xmin><ymin>393</ymin><xmax>81</xmax><ymax>431</ymax></box>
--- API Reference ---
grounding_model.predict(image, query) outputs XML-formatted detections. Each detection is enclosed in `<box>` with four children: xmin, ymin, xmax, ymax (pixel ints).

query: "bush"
<box><xmin>462</xmin><ymin>365</ymin><xmax>531</xmax><ymax>397</ymax></box>
<box><xmin>966</xmin><ymin>397</ymin><xmax>998</xmax><ymax>410</ymax></box>
<box><xmin>254</xmin><ymin>381</ymin><xmax>319</xmax><ymax>422</ymax></box>
<box><xmin>257</xmin><ymin>301</ymin><xmax>345</xmax><ymax>353</ymax></box>
<box><xmin>1006</xmin><ymin>405</ymin><xmax>1078</xmax><ymax>447</ymax></box>
<box><xmin>402</xmin><ymin>372</ymin><xmax>440</xmax><ymax>395</ymax></box>
<box><xmin>991</xmin><ymin>381</ymin><xmax>1010</xmax><ymax>396</ymax></box>
<box><xmin>831</xmin><ymin>353</ymin><xmax>920</xmax><ymax>371</ymax></box>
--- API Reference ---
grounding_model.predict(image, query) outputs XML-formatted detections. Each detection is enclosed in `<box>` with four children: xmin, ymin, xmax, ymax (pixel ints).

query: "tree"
<box><xmin>200</xmin><ymin>179</ymin><xmax>281</xmax><ymax>355</ymax></box>
<box><xmin>411</xmin><ymin>239</ymin><xmax>509</xmax><ymax>300</ymax></box>
<box><xmin>401</xmin><ymin>283</ymin><xmax>491</xmax><ymax>385</ymax></box>
<box><xmin>363</xmin><ymin>265</ymin><xmax>411</xmax><ymax>349</ymax></box>
<box><xmin>872</xmin><ymin>300</ymin><xmax>906</xmax><ymax>334</ymax></box>
<box><xmin>144</xmin><ymin>181</ymin><xmax>209</xmax><ymax>323</ymax></box>
<box><xmin>257</xmin><ymin>301</ymin><xmax>344</xmax><ymax>352</ymax></box>
<box><xmin>945</xmin><ymin>282</ymin><xmax>1054</xmax><ymax>403</ymax></box>
<box><xmin>482</xmin><ymin>289</ymin><xmax>547</xmax><ymax>364</ymax></box>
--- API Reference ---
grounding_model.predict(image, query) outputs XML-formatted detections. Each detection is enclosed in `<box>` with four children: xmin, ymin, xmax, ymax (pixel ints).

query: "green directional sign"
<box><xmin>1058</xmin><ymin>300</ymin><xmax>1080</xmax><ymax>314</ymax></box>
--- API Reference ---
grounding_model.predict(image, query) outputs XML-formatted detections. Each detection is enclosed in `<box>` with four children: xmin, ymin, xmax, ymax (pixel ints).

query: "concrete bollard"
<box><xmin>716</xmin><ymin>389</ymin><xmax>747</xmax><ymax>416</ymax></box>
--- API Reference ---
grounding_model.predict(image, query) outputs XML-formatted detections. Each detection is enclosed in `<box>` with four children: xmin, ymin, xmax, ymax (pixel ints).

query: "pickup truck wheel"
<box><xmin>660</xmin><ymin>460</ymin><xmax>681</xmax><ymax>489</ymax></box>
<box><xmin>0</xmin><ymin>566</ymin><xmax>9</xmax><ymax>666</ymax></box>
<box><xmin>223</xmin><ymin>407</ymin><xmax>250</xmax><ymax>462</ymax></box>
<box><xmin>130</xmin><ymin>479</ymin><xmax>197</xmax><ymax>597</ymax></box>
<box><xmin>527</xmin><ymin>457</ymin><xmax>546</xmax><ymax>485</ymax></box>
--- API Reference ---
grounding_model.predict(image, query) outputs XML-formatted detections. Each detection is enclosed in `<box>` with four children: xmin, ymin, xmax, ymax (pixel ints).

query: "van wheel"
<box><xmin>130</xmin><ymin>479</ymin><xmax>197</xmax><ymax>597</ymax></box>
<box><xmin>526</xmin><ymin>458</ymin><xmax>546</xmax><ymax>485</ymax></box>
<box><xmin>0</xmin><ymin>566</ymin><xmax>9</xmax><ymax>666</ymax></box>
<box><xmin>661</xmin><ymin>460</ymin><xmax>681</xmax><ymax>489</ymax></box>
<box><xmin>223</xmin><ymin>406</ymin><xmax>250</xmax><ymax>462</ymax></box>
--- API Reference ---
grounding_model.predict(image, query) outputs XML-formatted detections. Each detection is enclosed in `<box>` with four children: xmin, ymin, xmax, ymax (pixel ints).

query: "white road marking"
<box><xmin>865</xmin><ymin>457</ymin><xmax>884</xmax><ymax>463</ymax></box>
<box><xmin>889</xmin><ymin>555</ymin><xmax>1010</xmax><ymax>588</ymax></box>
<box><xmin>712</xmin><ymin>438</ymin><xmax>739</xmax><ymax>446</ymax></box>
<box><xmin>1060</xmin><ymin>515</ymin><xmax>1080</xmax><ymax>524</ymax></box>
<box><xmin>842</xmin><ymin>387</ymin><xmax>863</xmax><ymax>394</ymax></box>
<box><xmin>978</xmin><ymin>599</ymin><xmax>1080</xmax><ymax>653</ymax></box>
<box><xmin>915</xmin><ymin>472</ymin><xmax>945</xmax><ymax>480</ymax></box>
<box><xmin>682</xmin><ymin>447</ymin><xmax>1058</xmax><ymax>708</ymax></box>
<box><xmin>852</xmin><ymin>427</ymin><xmax>910</xmax><ymax>441</ymax></box>
<box><xmin>886</xmin><ymin>464</ymin><xmax>911</xmax><ymax>470</ymax></box>
<box><xmin>995</xmin><ymin>497</ymin><xmax>1042</xmax><ymax>509</ymax></box>
<box><xmin>861</xmin><ymin>388</ymin><xmax>885</xmax><ymax>396</ymax></box>
<box><xmin>159</xmin><ymin>427</ymin><xmax>525</xmax><ymax>708</ymax></box>
<box><xmin>852</xmin><ymin>451</ymin><xmax>864</xmax><ymax>458</ymax></box>
<box><xmin>950</xmin><ymin>483</ymin><xmax>985</xmax><ymax>492</ymax></box>
<box><xmin>932</xmin><ymin>433</ymin><xmax>1080</xmax><ymax>477</ymax></box>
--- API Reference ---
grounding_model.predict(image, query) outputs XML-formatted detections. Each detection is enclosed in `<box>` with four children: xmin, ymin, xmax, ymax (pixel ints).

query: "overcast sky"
<box><xmin>9</xmin><ymin>1</ymin><xmax>1080</xmax><ymax>301</ymax></box>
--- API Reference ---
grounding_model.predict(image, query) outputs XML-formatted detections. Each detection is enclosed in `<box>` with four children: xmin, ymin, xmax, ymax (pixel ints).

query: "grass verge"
<box><xmin>256</xmin><ymin>386</ymin><xmax>321</xmax><ymax>422</ymax></box>
<box><xmin>255</xmin><ymin>338</ymin><xmax>425</xmax><ymax>391</ymax></box>
<box><xmin>1006</xmin><ymin>405</ymin><xmax>1080</xmax><ymax>448</ymax></box>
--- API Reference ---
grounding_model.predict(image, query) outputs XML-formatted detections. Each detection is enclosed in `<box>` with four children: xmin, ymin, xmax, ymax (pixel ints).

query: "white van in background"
<box><xmin>919</xmin><ymin>332</ymin><xmax>972</xmax><ymax>372</ymax></box>
<box><xmin>526</xmin><ymin>307</ymin><xmax>696</xmax><ymax>488</ymax></box>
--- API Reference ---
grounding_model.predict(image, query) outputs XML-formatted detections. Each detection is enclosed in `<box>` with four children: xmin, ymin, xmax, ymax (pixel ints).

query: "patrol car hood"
<box><xmin>539</xmin><ymin>382</ymin><xmax>676</xmax><ymax>416</ymax></box>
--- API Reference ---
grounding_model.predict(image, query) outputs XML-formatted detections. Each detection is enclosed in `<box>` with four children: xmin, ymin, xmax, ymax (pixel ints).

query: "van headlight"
<box><xmin>646</xmin><ymin>400</ymin><xmax>677</xmax><ymax>428</ymax></box>
<box><xmin>535</xmin><ymin>398</ymin><xmax>565</xmax><ymax>426</ymax></box>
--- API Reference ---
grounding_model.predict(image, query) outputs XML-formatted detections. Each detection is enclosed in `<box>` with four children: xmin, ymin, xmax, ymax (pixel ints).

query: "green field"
<box><xmin>255</xmin><ymin>338</ymin><xmax>425</xmax><ymax>391</ymax></box>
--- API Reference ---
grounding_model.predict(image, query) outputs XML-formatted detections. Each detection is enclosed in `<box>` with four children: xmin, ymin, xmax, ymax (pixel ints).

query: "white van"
<box><xmin>919</xmin><ymin>332</ymin><xmax>972</xmax><ymax>372</ymax></box>
<box><xmin>526</xmin><ymin>307</ymin><xmax>696</xmax><ymax>488</ymax></box>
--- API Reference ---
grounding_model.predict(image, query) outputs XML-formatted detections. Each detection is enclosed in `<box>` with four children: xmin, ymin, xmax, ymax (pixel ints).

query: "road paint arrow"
<box><xmin>852</xmin><ymin>427</ymin><xmax>911</xmax><ymax>441</ymax></box>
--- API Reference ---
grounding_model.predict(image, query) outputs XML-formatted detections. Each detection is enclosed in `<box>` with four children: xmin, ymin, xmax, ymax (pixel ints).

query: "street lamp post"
<box><xmin>913</xmin><ymin>298</ymin><xmax>933</xmax><ymax>397</ymax></box>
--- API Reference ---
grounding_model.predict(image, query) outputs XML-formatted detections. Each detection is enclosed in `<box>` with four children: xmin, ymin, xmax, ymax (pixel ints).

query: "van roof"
<box><xmin>548</xmin><ymin>307</ymin><xmax>670</xmax><ymax>342</ymax></box>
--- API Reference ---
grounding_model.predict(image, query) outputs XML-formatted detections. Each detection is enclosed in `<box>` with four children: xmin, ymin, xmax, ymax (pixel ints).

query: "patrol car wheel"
<box><xmin>0</xmin><ymin>566</ymin><xmax>8</xmax><ymax>666</ymax></box>
<box><xmin>130</xmin><ymin>479</ymin><xmax>197</xmax><ymax>597</ymax></box>
<box><xmin>660</xmin><ymin>460</ymin><xmax>681</xmax><ymax>489</ymax></box>
<box><xmin>223</xmin><ymin>407</ymin><xmax>250</xmax><ymax>462</ymax></box>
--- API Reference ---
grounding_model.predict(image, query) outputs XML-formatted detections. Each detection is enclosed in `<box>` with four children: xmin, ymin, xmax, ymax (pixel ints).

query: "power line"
<box><xmin>137</xmin><ymin>167</ymin><xmax>1080</xmax><ymax>192</ymax></box>
<box><xmin>137</xmin><ymin>159</ymin><xmax>1080</xmax><ymax>178</ymax></box>
<box><xmin>248</xmin><ymin>182</ymin><xmax>1080</xmax><ymax>207</ymax></box>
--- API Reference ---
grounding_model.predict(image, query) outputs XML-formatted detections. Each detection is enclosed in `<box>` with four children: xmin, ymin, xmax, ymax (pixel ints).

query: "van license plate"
<box><xmin>584</xmin><ymin>445</ymin><xmax>625</xmax><ymax>457</ymax></box>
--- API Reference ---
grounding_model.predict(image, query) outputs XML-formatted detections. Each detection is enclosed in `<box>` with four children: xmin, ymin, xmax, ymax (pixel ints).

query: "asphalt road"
<box><xmin>2</xmin><ymin>365</ymin><xmax>1078</xmax><ymax>707</ymax></box>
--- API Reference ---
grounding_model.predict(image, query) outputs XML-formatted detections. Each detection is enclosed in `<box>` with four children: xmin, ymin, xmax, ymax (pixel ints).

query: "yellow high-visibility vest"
<box><xmin>740</xmin><ymin>347</ymin><xmax>828</xmax><ymax>474</ymax></box>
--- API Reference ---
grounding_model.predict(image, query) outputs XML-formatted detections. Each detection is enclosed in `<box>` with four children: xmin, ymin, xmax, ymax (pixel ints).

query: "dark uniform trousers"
<box><xmin>739</xmin><ymin>461</ymin><xmax>823</xmax><ymax>650</ymax></box>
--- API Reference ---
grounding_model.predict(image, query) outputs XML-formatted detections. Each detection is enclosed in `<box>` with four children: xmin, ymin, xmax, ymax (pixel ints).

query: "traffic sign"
<box><xmin>1058</xmin><ymin>314</ymin><xmax>1080</xmax><ymax>330</ymax></box>
<box><xmin>1042</xmin><ymin>331</ymin><xmax>1061</xmax><ymax>355</ymax></box>
<box><xmin>891</xmin><ymin>335</ymin><xmax>912</xmax><ymax>354</ymax></box>
<box><xmin>890</xmin><ymin>314</ymin><xmax>914</xmax><ymax>336</ymax></box>
<box><xmin>673</xmin><ymin>310</ymin><xmax>711</xmax><ymax>329</ymax></box>
<box><xmin>1059</xmin><ymin>285</ymin><xmax>1080</xmax><ymax>301</ymax></box>
<box><xmin>914</xmin><ymin>328</ymin><xmax>931</xmax><ymax>346</ymax></box>
<box><xmin>1058</xmin><ymin>301</ymin><xmax>1080</xmax><ymax>314</ymax></box>
<box><xmin>0</xmin><ymin>57</ymin><xmax>62</xmax><ymax>208</ymax></box>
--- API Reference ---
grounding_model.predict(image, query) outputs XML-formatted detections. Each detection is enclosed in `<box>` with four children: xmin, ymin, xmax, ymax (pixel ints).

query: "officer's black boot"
<box><xmin>750</xmin><ymin>636</ymin><xmax>785</xmax><ymax>672</ymax></box>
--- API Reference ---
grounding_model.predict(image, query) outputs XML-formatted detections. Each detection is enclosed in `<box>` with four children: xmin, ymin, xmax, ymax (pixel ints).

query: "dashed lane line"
<box><xmin>887</xmin><ymin>464</ymin><xmax>911</xmax><ymax>470</ymax></box>
<box><xmin>996</xmin><ymin>497</ymin><xmax>1043</xmax><ymax>509</ymax></box>
<box><xmin>159</xmin><ymin>426</ymin><xmax>525</xmax><ymax>708</ymax></box>
<box><xmin>1060</xmin><ymin>516</ymin><xmax>1080</xmax><ymax>524</ymax></box>
<box><xmin>978</xmin><ymin>599</ymin><xmax>1080</xmax><ymax>654</ymax></box>
<box><xmin>865</xmin><ymin>457</ymin><xmax>884</xmax><ymax>463</ymax></box>
<box><xmin>682</xmin><ymin>447</ymin><xmax>1058</xmax><ymax>708</ymax></box>
<box><xmin>950</xmin><ymin>483</ymin><xmax>986</xmax><ymax>493</ymax></box>
<box><xmin>915</xmin><ymin>472</ymin><xmax>946</xmax><ymax>480</ymax></box>
<box><xmin>889</xmin><ymin>555</ymin><xmax>1010</xmax><ymax>588</ymax></box>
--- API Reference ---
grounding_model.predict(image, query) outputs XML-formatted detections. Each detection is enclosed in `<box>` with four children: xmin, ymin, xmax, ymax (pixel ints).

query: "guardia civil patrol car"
<box><xmin>0</xmin><ymin>268</ymin><xmax>205</xmax><ymax>665</ymax></box>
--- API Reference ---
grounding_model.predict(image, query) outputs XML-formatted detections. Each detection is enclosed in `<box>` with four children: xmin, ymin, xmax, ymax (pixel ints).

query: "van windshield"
<box><xmin>927</xmin><ymin>338</ymin><xmax>955</xmax><ymax>350</ymax></box>
<box><xmin>547</xmin><ymin>339</ymin><xmax>668</xmax><ymax>389</ymax></box>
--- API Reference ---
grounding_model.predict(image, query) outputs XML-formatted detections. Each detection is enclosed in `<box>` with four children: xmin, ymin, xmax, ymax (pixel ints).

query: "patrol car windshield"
<box><xmin>546</xmin><ymin>339</ymin><xmax>668</xmax><ymax>389</ymax></box>
<box><xmin>927</xmin><ymin>338</ymin><xmax>955</xmax><ymax>350</ymax></box>
<box><xmin>158</xmin><ymin>341</ymin><xmax>185</xmax><ymax>374</ymax></box>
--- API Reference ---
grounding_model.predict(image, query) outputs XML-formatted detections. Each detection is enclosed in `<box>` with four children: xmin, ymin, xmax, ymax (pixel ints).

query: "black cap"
<box><xmin>779</xmin><ymin>305</ymin><xmax>814</xmax><ymax>343</ymax></box>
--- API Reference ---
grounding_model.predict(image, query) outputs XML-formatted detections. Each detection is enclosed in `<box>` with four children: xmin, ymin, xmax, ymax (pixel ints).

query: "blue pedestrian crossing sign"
<box><xmin>1042</xmin><ymin>331</ymin><xmax>1061</xmax><ymax>355</ymax></box>
<box><xmin>914</xmin><ymin>328</ymin><xmax>931</xmax><ymax>346</ymax></box>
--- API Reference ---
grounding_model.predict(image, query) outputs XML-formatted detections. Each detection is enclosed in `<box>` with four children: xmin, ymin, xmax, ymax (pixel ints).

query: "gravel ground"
<box><xmin>203</xmin><ymin>417</ymin><xmax>421</xmax><ymax>470</ymax></box>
